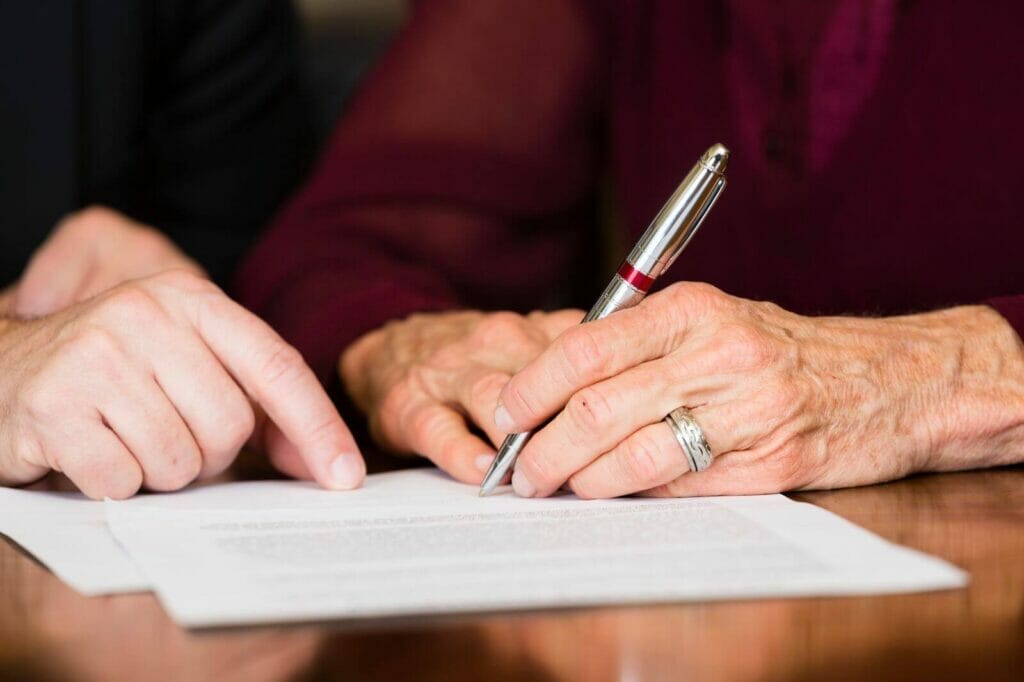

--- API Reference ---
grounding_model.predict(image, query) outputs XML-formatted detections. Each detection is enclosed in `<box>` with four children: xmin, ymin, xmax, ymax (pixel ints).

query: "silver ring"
<box><xmin>664</xmin><ymin>407</ymin><xmax>714</xmax><ymax>473</ymax></box>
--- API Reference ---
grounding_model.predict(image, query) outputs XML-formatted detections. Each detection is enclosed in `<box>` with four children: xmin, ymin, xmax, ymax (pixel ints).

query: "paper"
<box><xmin>0</xmin><ymin>487</ymin><xmax>149</xmax><ymax>595</ymax></box>
<box><xmin>105</xmin><ymin>470</ymin><xmax>967</xmax><ymax>627</ymax></box>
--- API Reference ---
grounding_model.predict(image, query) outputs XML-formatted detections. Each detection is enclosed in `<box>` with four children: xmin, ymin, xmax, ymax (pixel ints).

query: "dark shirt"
<box><xmin>0</xmin><ymin>0</ymin><xmax>313</xmax><ymax>286</ymax></box>
<box><xmin>237</xmin><ymin>0</ymin><xmax>1024</xmax><ymax>382</ymax></box>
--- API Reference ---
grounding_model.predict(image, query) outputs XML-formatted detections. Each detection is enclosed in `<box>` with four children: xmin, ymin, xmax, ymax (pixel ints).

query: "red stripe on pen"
<box><xmin>617</xmin><ymin>263</ymin><xmax>655</xmax><ymax>292</ymax></box>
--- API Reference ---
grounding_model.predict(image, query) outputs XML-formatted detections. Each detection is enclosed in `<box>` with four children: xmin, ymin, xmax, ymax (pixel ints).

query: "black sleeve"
<box><xmin>131</xmin><ymin>0</ymin><xmax>315</xmax><ymax>285</ymax></box>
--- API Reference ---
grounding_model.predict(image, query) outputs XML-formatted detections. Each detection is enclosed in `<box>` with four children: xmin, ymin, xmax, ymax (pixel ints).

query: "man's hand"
<box><xmin>12</xmin><ymin>206</ymin><xmax>202</xmax><ymax>318</ymax></box>
<box><xmin>0</xmin><ymin>270</ymin><xmax>365</xmax><ymax>499</ymax></box>
<box><xmin>340</xmin><ymin>310</ymin><xmax>583</xmax><ymax>483</ymax></box>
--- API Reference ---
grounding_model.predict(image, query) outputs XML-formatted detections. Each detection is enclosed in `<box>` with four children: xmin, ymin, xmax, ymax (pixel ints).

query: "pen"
<box><xmin>479</xmin><ymin>143</ymin><xmax>730</xmax><ymax>496</ymax></box>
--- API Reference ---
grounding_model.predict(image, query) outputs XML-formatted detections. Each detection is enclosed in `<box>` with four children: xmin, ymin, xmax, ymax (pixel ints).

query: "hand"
<box><xmin>0</xmin><ymin>270</ymin><xmax>365</xmax><ymax>499</ymax></box>
<box><xmin>494</xmin><ymin>282</ymin><xmax>1024</xmax><ymax>498</ymax></box>
<box><xmin>12</xmin><ymin>206</ymin><xmax>202</xmax><ymax>317</ymax></box>
<box><xmin>340</xmin><ymin>310</ymin><xmax>583</xmax><ymax>482</ymax></box>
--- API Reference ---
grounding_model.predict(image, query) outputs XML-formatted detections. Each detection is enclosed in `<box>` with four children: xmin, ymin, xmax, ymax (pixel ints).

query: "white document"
<box><xmin>0</xmin><ymin>487</ymin><xmax>149</xmax><ymax>595</ymax></box>
<box><xmin>105</xmin><ymin>469</ymin><xmax>967</xmax><ymax>628</ymax></box>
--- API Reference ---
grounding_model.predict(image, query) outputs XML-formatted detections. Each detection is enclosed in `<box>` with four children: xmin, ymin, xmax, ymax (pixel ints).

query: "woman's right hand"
<box><xmin>340</xmin><ymin>310</ymin><xmax>583</xmax><ymax>482</ymax></box>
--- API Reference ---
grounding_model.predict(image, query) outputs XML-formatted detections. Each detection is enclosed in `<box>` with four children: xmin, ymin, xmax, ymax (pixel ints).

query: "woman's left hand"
<box><xmin>495</xmin><ymin>282</ymin><xmax>1024</xmax><ymax>499</ymax></box>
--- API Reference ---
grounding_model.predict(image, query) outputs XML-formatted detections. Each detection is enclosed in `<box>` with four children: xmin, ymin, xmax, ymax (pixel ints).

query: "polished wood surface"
<box><xmin>3</xmin><ymin>466</ymin><xmax>1024</xmax><ymax>681</ymax></box>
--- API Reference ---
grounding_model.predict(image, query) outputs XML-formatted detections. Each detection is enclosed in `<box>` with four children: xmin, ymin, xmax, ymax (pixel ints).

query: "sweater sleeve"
<box><xmin>236</xmin><ymin>0</ymin><xmax>605</xmax><ymax>382</ymax></box>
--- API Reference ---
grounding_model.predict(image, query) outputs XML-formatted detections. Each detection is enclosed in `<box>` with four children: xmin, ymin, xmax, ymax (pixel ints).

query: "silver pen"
<box><xmin>479</xmin><ymin>143</ymin><xmax>730</xmax><ymax>496</ymax></box>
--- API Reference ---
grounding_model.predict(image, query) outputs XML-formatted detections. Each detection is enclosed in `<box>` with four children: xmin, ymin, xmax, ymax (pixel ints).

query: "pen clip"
<box><xmin>663</xmin><ymin>176</ymin><xmax>726</xmax><ymax>271</ymax></box>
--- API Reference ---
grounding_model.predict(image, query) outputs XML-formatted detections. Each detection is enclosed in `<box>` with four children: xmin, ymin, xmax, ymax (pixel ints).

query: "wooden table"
<box><xmin>2</xmin><ymin>466</ymin><xmax>1024</xmax><ymax>681</ymax></box>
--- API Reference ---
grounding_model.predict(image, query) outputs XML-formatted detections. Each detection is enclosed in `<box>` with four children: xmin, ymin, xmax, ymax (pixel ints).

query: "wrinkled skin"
<box><xmin>344</xmin><ymin>282</ymin><xmax>1024</xmax><ymax>499</ymax></box>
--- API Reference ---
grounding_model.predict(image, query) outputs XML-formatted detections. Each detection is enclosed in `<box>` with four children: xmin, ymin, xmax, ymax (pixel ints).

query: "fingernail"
<box><xmin>329</xmin><ymin>453</ymin><xmax>364</xmax><ymax>490</ymax></box>
<box><xmin>512</xmin><ymin>469</ymin><xmax>536</xmax><ymax>498</ymax></box>
<box><xmin>494</xmin><ymin>403</ymin><xmax>516</xmax><ymax>432</ymax></box>
<box><xmin>475</xmin><ymin>454</ymin><xmax>495</xmax><ymax>473</ymax></box>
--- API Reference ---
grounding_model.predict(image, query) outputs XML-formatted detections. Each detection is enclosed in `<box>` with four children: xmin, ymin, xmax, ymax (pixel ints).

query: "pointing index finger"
<box><xmin>187</xmin><ymin>289</ymin><xmax>365</xmax><ymax>490</ymax></box>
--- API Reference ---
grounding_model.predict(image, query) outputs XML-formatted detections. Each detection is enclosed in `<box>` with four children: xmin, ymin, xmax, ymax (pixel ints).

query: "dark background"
<box><xmin>296</xmin><ymin>0</ymin><xmax>403</xmax><ymax>145</ymax></box>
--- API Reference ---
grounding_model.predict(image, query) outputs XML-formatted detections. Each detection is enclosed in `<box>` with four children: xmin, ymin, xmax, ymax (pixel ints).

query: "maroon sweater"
<box><xmin>237</xmin><ymin>0</ymin><xmax>1024</xmax><ymax>383</ymax></box>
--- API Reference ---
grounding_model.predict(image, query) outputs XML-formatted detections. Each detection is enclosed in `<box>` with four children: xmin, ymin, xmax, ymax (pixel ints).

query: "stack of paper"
<box><xmin>0</xmin><ymin>487</ymin><xmax>149</xmax><ymax>594</ymax></box>
<box><xmin>0</xmin><ymin>470</ymin><xmax>968</xmax><ymax>627</ymax></box>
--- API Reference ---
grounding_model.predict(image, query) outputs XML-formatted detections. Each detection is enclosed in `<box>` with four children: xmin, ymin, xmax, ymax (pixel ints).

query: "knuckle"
<box><xmin>379</xmin><ymin>381</ymin><xmax>413</xmax><ymax>421</ymax></box>
<box><xmin>618</xmin><ymin>433</ymin><xmax>663</xmax><ymax>485</ymax></box>
<box><xmin>129</xmin><ymin>225</ymin><xmax>169</xmax><ymax>253</ymax></box>
<box><xmin>145</xmin><ymin>431</ymin><xmax>202</xmax><ymax>492</ymax></box>
<box><xmin>765</xmin><ymin>381</ymin><xmax>802</xmax><ymax>418</ymax></box>
<box><xmin>722</xmin><ymin>324</ymin><xmax>778</xmax><ymax>369</ymax></box>
<box><xmin>366</xmin><ymin>411</ymin><xmax>390</xmax><ymax>453</ymax></box>
<box><xmin>66</xmin><ymin>326</ymin><xmax>123</xmax><ymax>370</ymax></box>
<box><xmin>468</xmin><ymin>372</ymin><xmax>507</xmax><ymax>412</ymax></box>
<box><xmin>376</xmin><ymin>383</ymin><xmax>419</xmax><ymax>451</ymax></box>
<box><xmin>305</xmin><ymin>414</ymin><xmax>346</xmax><ymax>451</ymax></box>
<box><xmin>762</xmin><ymin>443</ymin><xmax>806</xmax><ymax>491</ymax></box>
<box><xmin>520</xmin><ymin>448</ymin><xmax>559</xmax><ymax>489</ymax></box>
<box><xmin>150</xmin><ymin>268</ymin><xmax>218</xmax><ymax>295</ymax></box>
<box><xmin>661</xmin><ymin>281</ymin><xmax>727</xmax><ymax>336</ymax></box>
<box><xmin>18</xmin><ymin>379</ymin><xmax>61</xmax><ymax>421</ymax></box>
<box><xmin>685</xmin><ymin>281</ymin><xmax>725</xmax><ymax>304</ymax></box>
<box><xmin>564</xmin><ymin>386</ymin><xmax>614</xmax><ymax>436</ymax></box>
<box><xmin>503</xmin><ymin>377</ymin><xmax>545</xmax><ymax>422</ymax></box>
<box><xmin>146</xmin><ymin>431</ymin><xmax>204</xmax><ymax>491</ymax></box>
<box><xmin>407</xmin><ymin>363</ymin><xmax>442</xmax><ymax>396</ymax></box>
<box><xmin>665</xmin><ymin>281</ymin><xmax>722</xmax><ymax>309</ymax></box>
<box><xmin>376</xmin><ymin>385</ymin><xmax>407</xmax><ymax>448</ymax></box>
<box><xmin>206</xmin><ymin>406</ymin><xmax>256</xmax><ymax>456</ymax></box>
<box><xmin>427</xmin><ymin>345</ymin><xmax>463</xmax><ymax>371</ymax></box>
<box><xmin>566</xmin><ymin>473</ymin><xmax>599</xmax><ymax>500</ymax></box>
<box><xmin>662</xmin><ymin>281</ymin><xmax>691</xmax><ymax>304</ymax></box>
<box><xmin>96</xmin><ymin>285</ymin><xmax>163</xmax><ymax>327</ymax></box>
<box><xmin>61</xmin><ymin>205</ymin><xmax>117</xmax><ymax>236</ymax></box>
<box><xmin>106</xmin><ymin>474</ymin><xmax>144</xmax><ymax>501</ymax></box>
<box><xmin>649</xmin><ymin>480</ymin><xmax>681</xmax><ymax>497</ymax></box>
<box><xmin>149</xmin><ymin>453</ymin><xmax>202</xmax><ymax>492</ymax></box>
<box><xmin>70</xmin><ymin>449</ymin><xmax>145</xmax><ymax>500</ymax></box>
<box><xmin>409</xmin><ymin>406</ymin><xmax>444</xmax><ymax>442</ymax></box>
<box><xmin>97</xmin><ymin>467</ymin><xmax>144</xmax><ymax>501</ymax></box>
<box><xmin>559</xmin><ymin>328</ymin><xmax>606</xmax><ymax>382</ymax></box>
<box><xmin>11</xmin><ymin>427</ymin><xmax>46</xmax><ymax>471</ymax></box>
<box><xmin>225</xmin><ymin>410</ymin><xmax>257</xmax><ymax>451</ymax></box>
<box><xmin>259</xmin><ymin>341</ymin><xmax>307</xmax><ymax>386</ymax></box>
<box><xmin>472</xmin><ymin>312</ymin><xmax>526</xmax><ymax>346</ymax></box>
